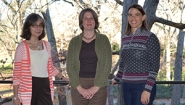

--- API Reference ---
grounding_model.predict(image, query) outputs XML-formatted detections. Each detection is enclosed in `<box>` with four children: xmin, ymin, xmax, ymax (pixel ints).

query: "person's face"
<box><xmin>30</xmin><ymin>20</ymin><xmax>43</xmax><ymax>38</ymax></box>
<box><xmin>82</xmin><ymin>12</ymin><xmax>95</xmax><ymax>31</ymax></box>
<box><xmin>127</xmin><ymin>8</ymin><xmax>146</xmax><ymax>29</ymax></box>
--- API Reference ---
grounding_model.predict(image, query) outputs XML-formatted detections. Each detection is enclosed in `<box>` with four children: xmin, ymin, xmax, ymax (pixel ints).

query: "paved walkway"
<box><xmin>1</xmin><ymin>99</ymin><xmax>185</xmax><ymax>105</ymax></box>
<box><xmin>153</xmin><ymin>99</ymin><xmax>185</xmax><ymax>105</ymax></box>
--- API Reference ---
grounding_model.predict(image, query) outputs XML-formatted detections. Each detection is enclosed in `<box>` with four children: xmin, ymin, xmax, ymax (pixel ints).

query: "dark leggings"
<box><xmin>31</xmin><ymin>76</ymin><xmax>53</xmax><ymax>105</ymax></box>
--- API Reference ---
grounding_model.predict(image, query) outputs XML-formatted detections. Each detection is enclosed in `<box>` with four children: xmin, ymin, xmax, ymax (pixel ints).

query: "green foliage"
<box><xmin>156</xmin><ymin>84</ymin><xmax>173</xmax><ymax>99</ymax></box>
<box><xmin>147</xmin><ymin>66</ymin><xmax>185</xmax><ymax>99</ymax></box>
<box><xmin>160</xmin><ymin>45</ymin><xmax>165</xmax><ymax>56</ymax></box>
<box><xmin>157</xmin><ymin>69</ymin><xmax>167</xmax><ymax>81</ymax></box>
<box><xmin>183</xmin><ymin>49</ymin><xmax>185</xmax><ymax>58</ymax></box>
<box><xmin>112</xmin><ymin>85</ymin><xmax>119</xmax><ymax>98</ymax></box>
<box><xmin>160</xmin><ymin>44</ymin><xmax>185</xmax><ymax>58</ymax></box>
<box><xmin>170</xmin><ymin>48</ymin><xmax>185</xmax><ymax>58</ymax></box>
<box><xmin>182</xmin><ymin>70</ymin><xmax>185</xmax><ymax>80</ymax></box>
<box><xmin>0</xmin><ymin>63</ymin><xmax>13</xmax><ymax>74</ymax></box>
<box><xmin>156</xmin><ymin>84</ymin><xmax>185</xmax><ymax>99</ymax></box>
<box><xmin>112</xmin><ymin>42</ymin><xmax>120</xmax><ymax>52</ymax></box>
<box><xmin>157</xmin><ymin>66</ymin><xmax>185</xmax><ymax>81</ymax></box>
<box><xmin>157</xmin><ymin>67</ymin><xmax>174</xmax><ymax>81</ymax></box>
<box><xmin>0</xmin><ymin>69</ymin><xmax>12</xmax><ymax>74</ymax></box>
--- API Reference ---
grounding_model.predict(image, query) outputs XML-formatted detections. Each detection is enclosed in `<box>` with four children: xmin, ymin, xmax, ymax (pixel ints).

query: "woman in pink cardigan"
<box><xmin>13</xmin><ymin>13</ymin><xmax>69</xmax><ymax>105</ymax></box>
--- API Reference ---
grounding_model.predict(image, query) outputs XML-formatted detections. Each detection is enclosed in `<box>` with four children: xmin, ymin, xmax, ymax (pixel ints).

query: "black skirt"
<box><xmin>31</xmin><ymin>76</ymin><xmax>53</xmax><ymax>105</ymax></box>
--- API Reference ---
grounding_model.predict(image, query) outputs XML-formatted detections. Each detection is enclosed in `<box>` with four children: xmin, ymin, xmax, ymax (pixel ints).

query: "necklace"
<box><xmin>30</xmin><ymin>40</ymin><xmax>42</xmax><ymax>50</ymax></box>
<box><xmin>83</xmin><ymin>33</ymin><xmax>95</xmax><ymax>40</ymax></box>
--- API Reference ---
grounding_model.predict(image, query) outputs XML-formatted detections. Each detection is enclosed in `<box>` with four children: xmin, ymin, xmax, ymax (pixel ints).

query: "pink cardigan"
<box><xmin>13</xmin><ymin>40</ymin><xmax>59</xmax><ymax>105</ymax></box>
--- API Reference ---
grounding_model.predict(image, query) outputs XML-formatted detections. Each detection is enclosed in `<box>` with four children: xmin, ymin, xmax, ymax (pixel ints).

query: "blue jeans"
<box><xmin>122</xmin><ymin>82</ymin><xmax>156</xmax><ymax>105</ymax></box>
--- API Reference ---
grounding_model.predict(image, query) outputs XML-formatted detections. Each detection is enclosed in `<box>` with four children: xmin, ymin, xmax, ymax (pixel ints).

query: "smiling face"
<box><xmin>30</xmin><ymin>20</ymin><xmax>44</xmax><ymax>38</ymax></box>
<box><xmin>82</xmin><ymin>12</ymin><xmax>95</xmax><ymax>31</ymax></box>
<box><xmin>128</xmin><ymin>8</ymin><xmax>146</xmax><ymax>32</ymax></box>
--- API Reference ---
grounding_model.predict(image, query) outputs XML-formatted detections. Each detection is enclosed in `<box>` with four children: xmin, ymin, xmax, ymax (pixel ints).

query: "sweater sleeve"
<box><xmin>114</xmin><ymin>41</ymin><xmax>125</xmax><ymax>82</ymax></box>
<box><xmin>94</xmin><ymin>35</ymin><xmax>112</xmax><ymax>87</ymax></box>
<box><xmin>114</xmin><ymin>57</ymin><xmax>124</xmax><ymax>82</ymax></box>
<box><xmin>46</xmin><ymin>42</ymin><xmax>60</xmax><ymax>76</ymax></box>
<box><xmin>145</xmin><ymin>34</ymin><xmax>160</xmax><ymax>92</ymax></box>
<box><xmin>13</xmin><ymin>43</ymin><xmax>24</xmax><ymax>86</ymax></box>
<box><xmin>66</xmin><ymin>38</ymin><xmax>81</xmax><ymax>88</ymax></box>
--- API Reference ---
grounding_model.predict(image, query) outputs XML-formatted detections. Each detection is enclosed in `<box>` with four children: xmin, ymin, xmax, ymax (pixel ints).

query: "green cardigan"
<box><xmin>66</xmin><ymin>32</ymin><xmax>112</xmax><ymax>89</ymax></box>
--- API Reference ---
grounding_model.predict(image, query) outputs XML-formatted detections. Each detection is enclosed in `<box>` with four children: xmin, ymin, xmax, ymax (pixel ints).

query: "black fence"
<box><xmin>0</xmin><ymin>80</ymin><xmax>185</xmax><ymax>105</ymax></box>
<box><xmin>1</xmin><ymin>80</ymin><xmax>185</xmax><ymax>84</ymax></box>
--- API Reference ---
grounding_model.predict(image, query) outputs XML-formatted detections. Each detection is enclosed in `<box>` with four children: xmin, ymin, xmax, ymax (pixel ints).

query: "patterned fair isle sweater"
<box><xmin>115</xmin><ymin>28</ymin><xmax>160</xmax><ymax>92</ymax></box>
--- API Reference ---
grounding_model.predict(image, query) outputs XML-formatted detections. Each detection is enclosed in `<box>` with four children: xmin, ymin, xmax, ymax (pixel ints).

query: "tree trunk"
<box><xmin>143</xmin><ymin>0</ymin><xmax>159</xmax><ymax>30</ymax></box>
<box><xmin>166</xmin><ymin>35</ymin><xmax>171</xmax><ymax>81</ymax></box>
<box><xmin>42</xmin><ymin>9</ymin><xmax>67</xmax><ymax>105</ymax></box>
<box><xmin>171</xmin><ymin>30</ymin><xmax>184</xmax><ymax>105</ymax></box>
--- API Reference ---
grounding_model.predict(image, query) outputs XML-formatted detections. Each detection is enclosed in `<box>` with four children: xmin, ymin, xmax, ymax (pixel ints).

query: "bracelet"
<box><xmin>61</xmin><ymin>76</ymin><xmax>64</xmax><ymax>80</ymax></box>
<box><xmin>13</xmin><ymin>96</ymin><xmax>17</xmax><ymax>100</ymax></box>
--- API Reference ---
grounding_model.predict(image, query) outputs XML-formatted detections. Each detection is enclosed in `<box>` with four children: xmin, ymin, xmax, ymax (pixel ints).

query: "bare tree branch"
<box><xmin>114</xmin><ymin>0</ymin><xmax>123</xmax><ymax>6</ymax></box>
<box><xmin>1</xmin><ymin>0</ymin><xmax>16</xmax><ymax>13</ymax></box>
<box><xmin>63</xmin><ymin>0</ymin><xmax>74</xmax><ymax>6</ymax></box>
<box><xmin>156</xmin><ymin>17</ymin><xmax>185</xmax><ymax>30</ymax></box>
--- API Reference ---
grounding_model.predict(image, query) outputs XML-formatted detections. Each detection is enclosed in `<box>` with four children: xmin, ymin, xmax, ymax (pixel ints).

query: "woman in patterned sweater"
<box><xmin>112</xmin><ymin>4</ymin><xmax>160</xmax><ymax>105</ymax></box>
<box><xmin>13</xmin><ymin>13</ymin><xmax>69</xmax><ymax>105</ymax></box>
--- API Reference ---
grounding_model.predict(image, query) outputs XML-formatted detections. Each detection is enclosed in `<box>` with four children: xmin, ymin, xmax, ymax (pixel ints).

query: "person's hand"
<box><xmin>111</xmin><ymin>79</ymin><xmax>116</xmax><ymax>86</ymax></box>
<box><xmin>77</xmin><ymin>85</ymin><xmax>91</xmax><ymax>99</ymax></box>
<box><xmin>87</xmin><ymin>86</ymin><xmax>100</xmax><ymax>99</ymax></box>
<box><xmin>62</xmin><ymin>77</ymin><xmax>69</xmax><ymax>82</ymax></box>
<box><xmin>141</xmin><ymin>90</ymin><xmax>151</xmax><ymax>105</ymax></box>
<box><xmin>13</xmin><ymin>98</ymin><xmax>21</xmax><ymax>105</ymax></box>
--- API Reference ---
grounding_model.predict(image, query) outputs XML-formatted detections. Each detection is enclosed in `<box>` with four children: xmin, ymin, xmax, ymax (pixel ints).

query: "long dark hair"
<box><xmin>124</xmin><ymin>4</ymin><xmax>148</xmax><ymax>35</ymax></box>
<box><xmin>20</xmin><ymin>13</ymin><xmax>46</xmax><ymax>40</ymax></box>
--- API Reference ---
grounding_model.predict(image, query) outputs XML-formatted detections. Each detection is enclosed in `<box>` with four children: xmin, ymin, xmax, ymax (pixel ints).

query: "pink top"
<box><xmin>13</xmin><ymin>40</ymin><xmax>59</xmax><ymax>105</ymax></box>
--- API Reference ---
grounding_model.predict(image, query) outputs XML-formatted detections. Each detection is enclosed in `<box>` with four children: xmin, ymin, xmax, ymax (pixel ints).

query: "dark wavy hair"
<box><xmin>79</xmin><ymin>8</ymin><xmax>99</xmax><ymax>31</ymax></box>
<box><xmin>20</xmin><ymin>13</ymin><xmax>46</xmax><ymax>40</ymax></box>
<box><xmin>124</xmin><ymin>4</ymin><xmax>148</xmax><ymax>35</ymax></box>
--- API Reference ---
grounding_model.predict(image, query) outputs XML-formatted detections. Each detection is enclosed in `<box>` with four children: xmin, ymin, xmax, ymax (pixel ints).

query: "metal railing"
<box><xmin>1</xmin><ymin>80</ymin><xmax>185</xmax><ymax>84</ymax></box>
<box><xmin>0</xmin><ymin>80</ymin><xmax>185</xmax><ymax>105</ymax></box>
